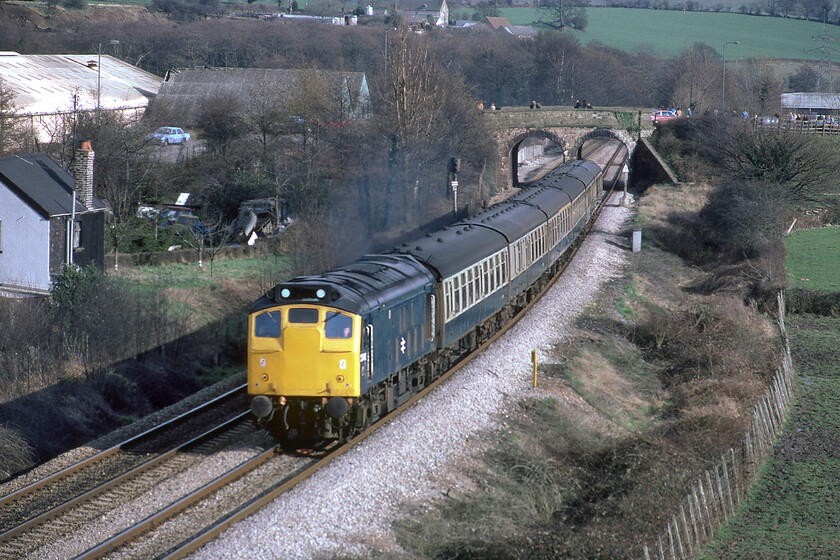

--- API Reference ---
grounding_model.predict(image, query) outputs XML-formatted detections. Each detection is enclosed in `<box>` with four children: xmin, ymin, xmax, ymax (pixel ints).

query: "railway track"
<box><xmin>0</xmin><ymin>145</ymin><xmax>630</xmax><ymax>560</ymax></box>
<box><xmin>0</xmin><ymin>385</ymin><xmax>255</xmax><ymax>560</ymax></box>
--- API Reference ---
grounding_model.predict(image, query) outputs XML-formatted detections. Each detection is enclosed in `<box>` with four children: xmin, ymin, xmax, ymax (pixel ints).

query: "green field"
<box><xmin>784</xmin><ymin>226</ymin><xmax>840</xmax><ymax>292</ymax></box>
<box><xmin>699</xmin><ymin>314</ymin><xmax>840</xmax><ymax>559</ymax></box>
<box><xmin>499</xmin><ymin>7</ymin><xmax>840</xmax><ymax>61</ymax></box>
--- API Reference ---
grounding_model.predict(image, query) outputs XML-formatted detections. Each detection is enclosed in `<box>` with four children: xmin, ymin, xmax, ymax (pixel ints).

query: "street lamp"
<box><xmin>722</xmin><ymin>41</ymin><xmax>740</xmax><ymax>110</ymax></box>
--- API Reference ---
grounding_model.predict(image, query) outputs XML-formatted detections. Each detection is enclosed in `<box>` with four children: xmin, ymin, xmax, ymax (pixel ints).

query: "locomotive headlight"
<box><xmin>280</xmin><ymin>288</ymin><xmax>291</xmax><ymax>298</ymax></box>
<box><xmin>316</xmin><ymin>288</ymin><xmax>326</xmax><ymax>299</ymax></box>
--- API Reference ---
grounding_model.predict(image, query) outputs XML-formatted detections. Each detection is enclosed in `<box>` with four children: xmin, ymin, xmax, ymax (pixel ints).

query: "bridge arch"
<box><xmin>572</xmin><ymin>128</ymin><xmax>629</xmax><ymax>160</ymax></box>
<box><xmin>503</xmin><ymin>129</ymin><xmax>568</xmax><ymax>188</ymax></box>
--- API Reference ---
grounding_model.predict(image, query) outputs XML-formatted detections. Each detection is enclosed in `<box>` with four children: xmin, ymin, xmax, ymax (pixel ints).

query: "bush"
<box><xmin>701</xmin><ymin>178</ymin><xmax>793</xmax><ymax>257</ymax></box>
<box><xmin>0</xmin><ymin>425</ymin><xmax>36</xmax><ymax>479</ymax></box>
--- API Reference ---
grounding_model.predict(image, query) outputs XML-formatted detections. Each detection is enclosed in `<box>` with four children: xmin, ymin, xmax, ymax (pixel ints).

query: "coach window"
<box><xmin>288</xmin><ymin>308</ymin><xmax>319</xmax><ymax>323</ymax></box>
<box><xmin>254</xmin><ymin>311</ymin><xmax>282</xmax><ymax>338</ymax></box>
<box><xmin>325</xmin><ymin>311</ymin><xmax>353</xmax><ymax>338</ymax></box>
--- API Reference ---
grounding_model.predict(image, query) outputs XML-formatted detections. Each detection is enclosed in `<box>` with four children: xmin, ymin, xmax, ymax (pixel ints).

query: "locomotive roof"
<box><xmin>251</xmin><ymin>254</ymin><xmax>435</xmax><ymax>316</ymax></box>
<box><xmin>394</xmin><ymin>223</ymin><xmax>507</xmax><ymax>280</ymax></box>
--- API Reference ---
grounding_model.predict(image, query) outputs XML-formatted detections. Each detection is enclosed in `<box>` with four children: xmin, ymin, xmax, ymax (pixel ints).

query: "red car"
<box><xmin>651</xmin><ymin>110</ymin><xmax>678</xmax><ymax>124</ymax></box>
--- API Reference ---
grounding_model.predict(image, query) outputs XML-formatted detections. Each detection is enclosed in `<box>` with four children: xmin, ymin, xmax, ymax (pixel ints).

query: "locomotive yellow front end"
<box><xmin>248</xmin><ymin>289</ymin><xmax>363</xmax><ymax>441</ymax></box>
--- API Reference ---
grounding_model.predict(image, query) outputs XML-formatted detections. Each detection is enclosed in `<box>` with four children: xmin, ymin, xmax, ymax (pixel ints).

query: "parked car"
<box><xmin>148</xmin><ymin>127</ymin><xmax>191</xmax><ymax>145</ymax></box>
<box><xmin>651</xmin><ymin>109</ymin><xmax>678</xmax><ymax>124</ymax></box>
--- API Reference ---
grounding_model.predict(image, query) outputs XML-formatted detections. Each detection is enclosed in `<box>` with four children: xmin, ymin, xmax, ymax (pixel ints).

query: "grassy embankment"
<box><xmin>0</xmin><ymin>254</ymin><xmax>288</xmax><ymax>479</ymax></box>
<box><xmin>113</xmin><ymin>254</ymin><xmax>288</xmax><ymax>331</ymax></box>
<box><xmin>390</xmin><ymin>182</ymin><xmax>782</xmax><ymax>559</ymax></box>
<box><xmin>698</xmin><ymin>226</ymin><xmax>840</xmax><ymax>559</ymax></box>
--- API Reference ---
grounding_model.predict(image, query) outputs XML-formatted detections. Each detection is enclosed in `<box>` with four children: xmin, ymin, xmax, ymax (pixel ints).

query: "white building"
<box><xmin>0</xmin><ymin>52</ymin><xmax>163</xmax><ymax>145</ymax></box>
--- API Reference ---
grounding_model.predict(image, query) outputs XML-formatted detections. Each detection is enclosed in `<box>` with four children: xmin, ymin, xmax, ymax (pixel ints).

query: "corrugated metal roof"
<box><xmin>149</xmin><ymin>67</ymin><xmax>370</xmax><ymax>127</ymax></box>
<box><xmin>781</xmin><ymin>92</ymin><xmax>840</xmax><ymax>111</ymax></box>
<box><xmin>0</xmin><ymin>53</ymin><xmax>163</xmax><ymax>116</ymax></box>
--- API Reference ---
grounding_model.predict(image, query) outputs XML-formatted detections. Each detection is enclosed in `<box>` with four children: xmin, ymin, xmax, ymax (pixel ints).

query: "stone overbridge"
<box><xmin>482</xmin><ymin>106</ymin><xmax>651</xmax><ymax>190</ymax></box>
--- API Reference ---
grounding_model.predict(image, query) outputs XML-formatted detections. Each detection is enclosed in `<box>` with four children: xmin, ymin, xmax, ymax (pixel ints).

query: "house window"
<box><xmin>73</xmin><ymin>221</ymin><xmax>82</xmax><ymax>249</ymax></box>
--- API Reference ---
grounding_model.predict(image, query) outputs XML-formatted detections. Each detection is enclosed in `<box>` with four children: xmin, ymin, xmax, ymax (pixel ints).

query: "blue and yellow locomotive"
<box><xmin>248</xmin><ymin>160</ymin><xmax>604</xmax><ymax>442</ymax></box>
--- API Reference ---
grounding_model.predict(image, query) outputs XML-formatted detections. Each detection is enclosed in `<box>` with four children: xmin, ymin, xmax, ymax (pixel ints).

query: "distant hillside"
<box><xmin>500</xmin><ymin>7</ymin><xmax>840</xmax><ymax>61</ymax></box>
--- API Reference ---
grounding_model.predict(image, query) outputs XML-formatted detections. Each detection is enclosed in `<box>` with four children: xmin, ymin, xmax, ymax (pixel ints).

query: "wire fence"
<box><xmin>643</xmin><ymin>291</ymin><xmax>793</xmax><ymax>560</ymax></box>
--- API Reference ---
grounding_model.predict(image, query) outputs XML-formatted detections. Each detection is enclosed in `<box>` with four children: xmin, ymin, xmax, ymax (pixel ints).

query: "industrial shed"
<box><xmin>781</xmin><ymin>92</ymin><xmax>840</xmax><ymax>115</ymax></box>
<box><xmin>0</xmin><ymin>52</ymin><xmax>163</xmax><ymax>145</ymax></box>
<box><xmin>147</xmin><ymin>67</ymin><xmax>371</xmax><ymax>128</ymax></box>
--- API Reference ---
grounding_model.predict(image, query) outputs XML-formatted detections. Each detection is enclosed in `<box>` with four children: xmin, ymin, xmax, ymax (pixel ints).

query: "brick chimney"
<box><xmin>75</xmin><ymin>140</ymin><xmax>94</xmax><ymax>209</ymax></box>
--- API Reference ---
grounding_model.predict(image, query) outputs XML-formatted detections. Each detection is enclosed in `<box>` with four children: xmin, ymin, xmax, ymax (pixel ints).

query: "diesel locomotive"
<box><xmin>248</xmin><ymin>159</ymin><xmax>604</xmax><ymax>443</ymax></box>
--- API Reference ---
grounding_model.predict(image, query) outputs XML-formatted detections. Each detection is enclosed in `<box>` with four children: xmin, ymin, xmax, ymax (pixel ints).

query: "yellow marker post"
<box><xmin>531</xmin><ymin>349</ymin><xmax>537</xmax><ymax>388</ymax></box>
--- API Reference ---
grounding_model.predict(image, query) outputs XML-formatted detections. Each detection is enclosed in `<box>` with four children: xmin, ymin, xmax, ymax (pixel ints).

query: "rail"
<box><xmin>0</xmin><ymin>383</ymin><xmax>247</xmax><ymax>513</ymax></box>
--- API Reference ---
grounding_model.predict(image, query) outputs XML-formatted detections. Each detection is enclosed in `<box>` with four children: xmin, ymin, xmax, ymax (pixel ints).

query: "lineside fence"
<box><xmin>755</xmin><ymin>119</ymin><xmax>840</xmax><ymax>136</ymax></box>
<box><xmin>643</xmin><ymin>291</ymin><xmax>794</xmax><ymax>560</ymax></box>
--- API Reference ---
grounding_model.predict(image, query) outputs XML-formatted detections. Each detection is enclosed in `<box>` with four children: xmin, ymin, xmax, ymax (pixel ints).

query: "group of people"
<box><xmin>786</xmin><ymin>112</ymin><xmax>836</xmax><ymax>124</ymax></box>
<box><xmin>574</xmin><ymin>99</ymin><xmax>592</xmax><ymax>109</ymax></box>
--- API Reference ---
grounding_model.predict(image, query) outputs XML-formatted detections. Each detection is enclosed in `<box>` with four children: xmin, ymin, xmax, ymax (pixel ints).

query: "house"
<box><xmin>146</xmin><ymin>67</ymin><xmax>371</xmax><ymax>128</ymax></box>
<box><xmin>483</xmin><ymin>16</ymin><xmax>512</xmax><ymax>30</ymax></box>
<box><xmin>0</xmin><ymin>142</ymin><xmax>106</xmax><ymax>296</ymax></box>
<box><xmin>478</xmin><ymin>17</ymin><xmax>537</xmax><ymax>38</ymax></box>
<box><xmin>502</xmin><ymin>25</ymin><xmax>538</xmax><ymax>39</ymax></box>
<box><xmin>395</xmin><ymin>0</ymin><xmax>449</xmax><ymax>27</ymax></box>
<box><xmin>0</xmin><ymin>52</ymin><xmax>163</xmax><ymax>147</ymax></box>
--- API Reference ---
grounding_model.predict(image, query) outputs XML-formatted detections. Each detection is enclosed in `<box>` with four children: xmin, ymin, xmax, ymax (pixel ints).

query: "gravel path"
<box><xmin>188</xmin><ymin>191</ymin><xmax>636</xmax><ymax>560</ymax></box>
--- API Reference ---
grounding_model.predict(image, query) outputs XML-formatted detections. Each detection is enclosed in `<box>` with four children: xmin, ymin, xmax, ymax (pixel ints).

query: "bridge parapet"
<box><xmin>481</xmin><ymin>105</ymin><xmax>654</xmax><ymax>133</ymax></box>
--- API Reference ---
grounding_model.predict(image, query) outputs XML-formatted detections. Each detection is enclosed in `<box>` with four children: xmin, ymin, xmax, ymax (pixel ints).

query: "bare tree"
<box><xmin>173</xmin><ymin>213</ymin><xmax>232</xmax><ymax>276</ymax></box>
<box><xmin>0</xmin><ymin>78</ymin><xmax>27</xmax><ymax>155</ymax></box>
<box><xmin>734</xmin><ymin>58</ymin><xmax>783</xmax><ymax>117</ymax></box>
<box><xmin>373</xmin><ymin>24</ymin><xmax>490</xmax><ymax>229</ymax></box>
<box><xmin>197</xmin><ymin>91</ymin><xmax>246</xmax><ymax>158</ymax></box>
<box><xmin>663</xmin><ymin>43</ymin><xmax>721</xmax><ymax>113</ymax></box>
<box><xmin>539</xmin><ymin>0</ymin><xmax>587</xmax><ymax>30</ymax></box>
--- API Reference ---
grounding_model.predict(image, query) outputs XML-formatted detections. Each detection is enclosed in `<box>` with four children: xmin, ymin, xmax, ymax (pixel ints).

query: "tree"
<box><xmin>196</xmin><ymin>91</ymin><xmax>246</xmax><ymax>158</ymax></box>
<box><xmin>372</xmin><ymin>24</ymin><xmax>491</xmax><ymax>229</ymax></box>
<box><xmin>71</xmin><ymin>111</ymin><xmax>161</xmax><ymax>271</ymax></box>
<box><xmin>788</xmin><ymin>64</ymin><xmax>819</xmax><ymax>91</ymax></box>
<box><xmin>539</xmin><ymin>0</ymin><xmax>586</xmax><ymax>30</ymax></box>
<box><xmin>663</xmin><ymin>43</ymin><xmax>726</xmax><ymax>113</ymax></box>
<box><xmin>714</xmin><ymin>122</ymin><xmax>840</xmax><ymax>204</ymax></box>
<box><xmin>736</xmin><ymin>58</ymin><xmax>783</xmax><ymax>116</ymax></box>
<box><xmin>0</xmin><ymin>78</ymin><xmax>25</xmax><ymax>156</ymax></box>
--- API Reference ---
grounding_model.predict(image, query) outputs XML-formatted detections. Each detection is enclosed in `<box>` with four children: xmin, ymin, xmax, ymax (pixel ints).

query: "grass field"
<box><xmin>698</xmin><ymin>314</ymin><xmax>840</xmax><ymax>559</ymax></box>
<box><xmin>784</xmin><ymin>226</ymin><xmax>840</xmax><ymax>292</ymax></box>
<box><xmin>114</xmin><ymin>255</ymin><xmax>288</xmax><ymax>328</ymax></box>
<box><xmin>498</xmin><ymin>7</ymin><xmax>840</xmax><ymax>61</ymax></box>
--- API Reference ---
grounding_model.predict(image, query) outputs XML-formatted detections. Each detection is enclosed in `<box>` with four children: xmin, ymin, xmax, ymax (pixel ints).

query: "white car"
<box><xmin>147</xmin><ymin>127</ymin><xmax>191</xmax><ymax>145</ymax></box>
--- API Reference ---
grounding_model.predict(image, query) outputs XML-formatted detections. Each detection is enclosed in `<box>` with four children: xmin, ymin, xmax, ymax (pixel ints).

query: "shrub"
<box><xmin>0</xmin><ymin>425</ymin><xmax>35</xmax><ymax>479</ymax></box>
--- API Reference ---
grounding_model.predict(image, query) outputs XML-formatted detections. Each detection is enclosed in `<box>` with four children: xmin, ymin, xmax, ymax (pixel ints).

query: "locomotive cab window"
<box><xmin>254</xmin><ymin>311</ymin><xmax>282</xmax><ymax>338</ymax></box>
<box><xmin>288</xmin><ymin>308</ymin><xmax>319</xmax><ymax>323</ymax></box>
<box><xmin>325</xmin><ymin>311</ymin><xmax>353</xmax><ymax>339</ymax></box>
